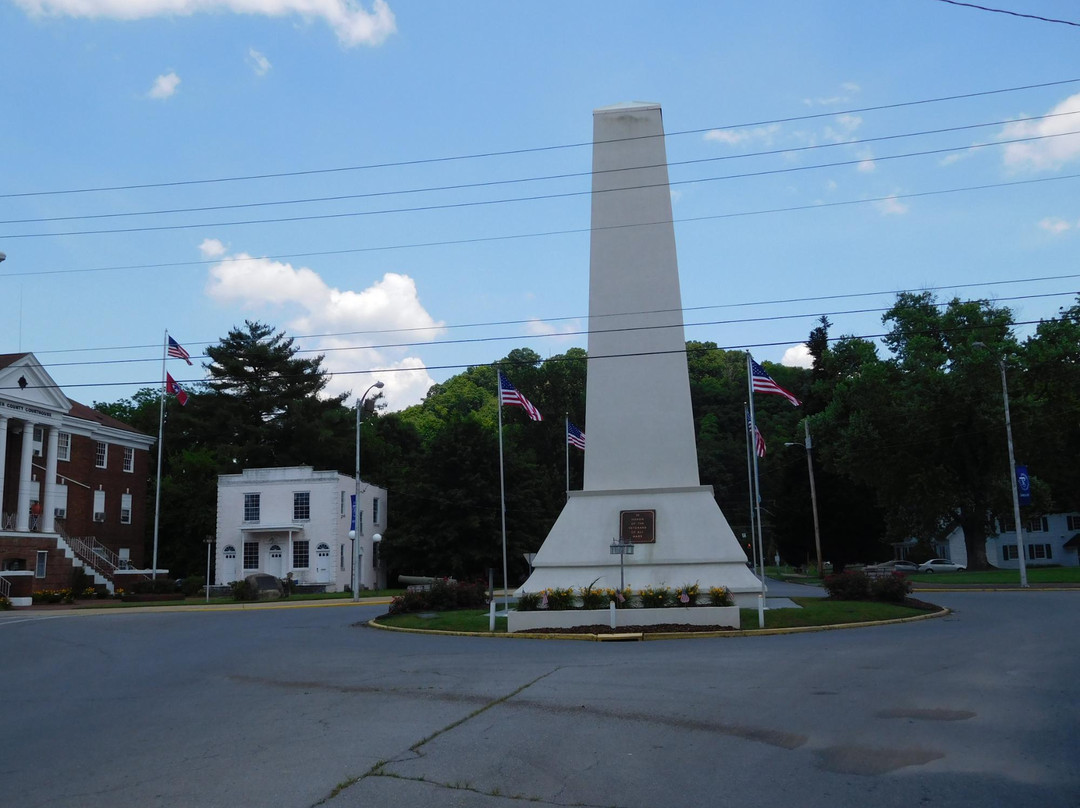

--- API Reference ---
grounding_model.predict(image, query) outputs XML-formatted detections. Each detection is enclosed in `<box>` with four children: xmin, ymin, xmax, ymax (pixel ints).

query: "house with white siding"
<box><xmin>937</xmin><ymin>512</ymin><xmax>1080</xmax><ymax>569</ymax></box>
<box><xmin>215</xmin><ymin>466</ymin><xmax>387</xmax><ymax>592</ymax></box>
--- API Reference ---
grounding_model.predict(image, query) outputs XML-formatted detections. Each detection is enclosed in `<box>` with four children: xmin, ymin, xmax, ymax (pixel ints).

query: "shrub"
<box><xmin>230</xmin><ymin>579</ymin><xmax>258</xmax><ymax>601</ymax></box>
<box><xmin>32</xmin><ymin>589</ymin><xmax>74</xmax><ymax>604</ymax></box>
<box><xmin>823</xmin><ymin>571</ymin><xmax>871</xmax><ymax>600</ymax></box>
<box><xmin>871</xmin><ymin>572</ymin><xmax>912</xmax><ymax>603</ymax></box>
<box><xmin>71</xmin><ymin>568</ymin><xmax>94</xmax><ymax>593</ymax></box>
<box><xmin>128</xmin><ymin>578</ymin><xmax>181</xmax><ymax>595</ymax></box>
<box><xmin>1</xmin><ymin>595</ymin><xmax>11</xmax><ymax>610</ymax></box>
<box><xmin>180</xmin><ymin>575</ymin><xmax>205</xmax><ymax>597</ymax></box>
<box><xmin>387</xmin><ymin>579</ymin><xmax>490</xmax><ymax>615</ymax></box>
<box><xmin>708</xmin><ymin>586</ymin><xmax>733</xmax><ymax>606</ymax></box>
<box><xmin>674</xmin><ymin>583</ymin><xmax>700</xmax><ymax>606</ymax></box>
<box><xmin>638</xmin><ymin>586</ymin><xmax>672</xmax><ymax>608</ymax></box>
<box><xmin>579</xmin><ymin>580</ymin><xmax>608</xmax><ymax>610</ymax></box>
<box><xmin>542</xmin><ymin>587</ymin><xmax>575</xmax><ymax>610</ymax></box>
<box><xmin>516</xmin><ymin>592</ymin><xmax>541</xmax><ymax>612</ymax></box>
<box><xmin>605</xmin><ymin>587</ymin><xmax>633</xmax><ymax>608</ymax></box>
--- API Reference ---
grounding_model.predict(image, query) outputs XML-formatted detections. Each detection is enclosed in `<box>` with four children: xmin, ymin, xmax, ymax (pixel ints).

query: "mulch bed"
<box><xmin>515</xmin><ymin>623</ymin><xmax>736</xmax><ymax>635</ymax></box>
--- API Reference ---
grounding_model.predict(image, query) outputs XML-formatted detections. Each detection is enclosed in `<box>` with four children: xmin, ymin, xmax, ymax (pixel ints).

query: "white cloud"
<box><xmin>874</xmin><ymin>194</ymin><xmax>909</xmax><ymax>216</ymax></box>
<box><xmin>856</xmin><ymin>150</ymin><xmax>876</xmax><ymax>173</ymax></box>
<box><xmin>148</xmin><ymin>71</ymin><xmax>180</xmax><ymax>99</ymax></box>
<box><xmin>703</xmin><ymin>124</ymin><xmax>780</xmax><ymax>147</ymax></box>
<box><xmin>1038</xmin><ymin>217</ymin><xmax>1073</xmax><ymax>234</ymax></box>
<box><xmin>802</xmin><ymin>83</ymin><xmax>861</xmax><ymax>107</ymax></box>
<box><xmin>523</xmin><ymin>317</ymin><xmax>583</xmax><ymax>344</ymax></box>
<box><xmin>199</xmin><ymin>237</ymin><xmax>227</xmax><ymax>257</ymax></box>
<box><xmin>247</xmin><ymin>47</ymin><xmax>271</xmax><ymax>76</ymax></box>
<box><xmin>1001</xmin><ymin>92</ymin><xmax>1080</xmax><ymax>171</ymax></box>
<box><xmin>14</xmin><ymin>0</ymin><xmax>397</xmax><ymax>47</ymax></box>
<box><xmin>204</xmin><ymin>247</ymin><xmax>442</xmax><ymax>409</ymax></box>
<box><xmin>782</xmin><ymin>344</ymin><xmax>813</xmax><ymax>369</ymax></box>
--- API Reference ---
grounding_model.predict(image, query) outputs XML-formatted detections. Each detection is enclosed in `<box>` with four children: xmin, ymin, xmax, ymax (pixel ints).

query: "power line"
<box><xmin>0</xmin><ymin>316</ymin><xmax>1062</xmax><ymax>393</ymax></box>
<box><xmin>16</xmin><ymin>291</ymin><xmax>1078</xmax><ymax>376</ymax></box>
<box><xmin>18</xmin><ymin>272</ymin><xmax>1080</xmax><ymax>358</ymax></box>
<box><xmin>3</xmin><ymin>77</ymin><xmax>1078</xmax><ymax>200</ymax></box>
<box><xmin>5</xmin><ymin>110</ymin><xmax>1077</xmax><ymax>228</ymax></box>
<box><xmin>934</xmin><ymin>0</ymin><xmax>1080</xmax><ymax>27</ymax></box>
<box><xmin>4</xmin><ymin>135</ymin><xmax>1078</xmax><ymax>240</ymax></box>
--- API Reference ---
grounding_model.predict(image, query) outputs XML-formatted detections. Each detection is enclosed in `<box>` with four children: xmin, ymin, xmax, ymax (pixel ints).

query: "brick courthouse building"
<box><xmin>0</xmin><ymin>353</ymin><xmax>155</xmax><ymax>603</ymax></box>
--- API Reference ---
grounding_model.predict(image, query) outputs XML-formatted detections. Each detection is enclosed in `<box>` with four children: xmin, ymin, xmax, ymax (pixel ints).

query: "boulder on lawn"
<box><xmin>246</xmin><ymin>573</ymin><xmax>283</xmax><ymax>600</ymax></box>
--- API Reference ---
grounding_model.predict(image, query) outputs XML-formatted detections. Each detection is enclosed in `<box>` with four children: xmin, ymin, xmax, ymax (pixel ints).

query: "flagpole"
<box><xmin>746</xmin><ymin>353</ymin><xmax>766</xmax><ymax>628</ymax></box>
<box><xmin>743</xmin><ymin>402</ymin><xmax>758</xmax><ymax>576</ymax></box>
<box><xmin>497</xmin><ymin>370</ymin><xmax>510</xmax><ymax>618</ymax></box>
<box><xmin>151</xmin><ymin>330</ymin><xmax>167</xmax><ymax>581</ymax></box>
<box><xmin>565</xmin><ymin>414</ymin><xmax>570</xmax><ymax>500</ymax></box>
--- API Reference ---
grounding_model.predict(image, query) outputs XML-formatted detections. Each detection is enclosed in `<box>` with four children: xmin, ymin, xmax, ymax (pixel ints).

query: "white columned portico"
<box><xmin>15</xmin><ymin>419</ymin><xmax>36</xmax><ymax>532</ymax></box>
<box><xmin>42</xmin><ymin>425</ymin><xmax>59</xmax><ymax>533</ymax></box>
<box><xmin>0</xmin><ymin>415</ymin><xmax>8</xmax><ymax>524</ymax></box>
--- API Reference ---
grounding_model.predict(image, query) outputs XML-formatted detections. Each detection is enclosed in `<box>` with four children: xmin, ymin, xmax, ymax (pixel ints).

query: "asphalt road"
<box><xmin>1</xmin><ymin>592</ymin><xmax>1077</xmax><ymax>808</ymax></box>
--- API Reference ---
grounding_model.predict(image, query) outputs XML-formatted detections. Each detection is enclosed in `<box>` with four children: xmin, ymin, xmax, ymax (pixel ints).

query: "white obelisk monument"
<box><xmin>518</xmin><ymin>102</ymin><xmax>761</xmax><ymax>603</ymax></box>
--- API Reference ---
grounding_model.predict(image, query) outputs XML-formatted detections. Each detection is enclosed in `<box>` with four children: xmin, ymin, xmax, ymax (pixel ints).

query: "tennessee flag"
<box><xmin>166</xmin><ymin>373</ymin><xmax>189</xmax><ymax>406</ymax></box>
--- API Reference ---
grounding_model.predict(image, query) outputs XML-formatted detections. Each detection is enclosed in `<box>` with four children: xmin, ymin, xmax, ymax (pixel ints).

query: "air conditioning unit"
<box><xmin>93</xmin><ymin>512</ymin><xmax>106</xmax><ymax>523</ymax></box>
<box><xmin>54</xmin><ymin>508</ymin><xmax>67</xmax><ymax>519</ymax></box>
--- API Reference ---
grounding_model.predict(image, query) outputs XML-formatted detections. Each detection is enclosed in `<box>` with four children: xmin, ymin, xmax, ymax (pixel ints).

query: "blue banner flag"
<box><xmin>1016</xmin><ymin>466</ymin><xmax>1031</xmax><ymax>506</ymax></box>
<box><xmin>350</xmin><ymin>494</ymin><xmax>357</xmax><ymax>531</ymax></box>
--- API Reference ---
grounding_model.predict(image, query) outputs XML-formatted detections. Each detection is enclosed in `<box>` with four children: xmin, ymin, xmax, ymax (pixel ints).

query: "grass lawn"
<box><xmin>907</xmin><ymin>567</ymin><xmax>1080</xmax><ymax>584</ymax></box>
<box><xmin>373</xmin><ymin>597</ymin><xmax>940</xmax><ymax>634</ymax></box>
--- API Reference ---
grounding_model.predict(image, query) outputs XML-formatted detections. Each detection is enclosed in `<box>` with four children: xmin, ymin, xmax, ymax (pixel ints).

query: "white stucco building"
<box><xmin>932</xmin><ymin>512</ymin><xmax>1080</xmax><ymax>569</ymax></box>
<box><xmin>215</xmin><ymin>466</ymin><xmax>387</xmax><ymax>591</ymax></box>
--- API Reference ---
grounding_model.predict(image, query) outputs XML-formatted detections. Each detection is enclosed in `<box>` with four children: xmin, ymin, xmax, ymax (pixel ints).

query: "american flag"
<box><xmin>567</xmin><ymin>421</ymin><xmax>586</xmax><ymax>450</ymax></box>
<box><xmin>167</xmin><ymin>336</ymin><xmax>193</xmax><ymax>365</ymax></box>
<box><xmin>747</xmin><ymin>414</ymin><xmax>766</xmax><ymax>458</ymax></box>
<box><xmin>166</xmin><ymin>373</ymin><xmax>189</xmax><ymax>406</ymax></box>
<box><xmin>750</xmin><ymin>358</ymin><xmax>801</xmax><ymax>407</ymax></box>
<box><xmin>498</xmin><ymin>371</ymin><xmax>542</xmax><ymax>421</ymax></box>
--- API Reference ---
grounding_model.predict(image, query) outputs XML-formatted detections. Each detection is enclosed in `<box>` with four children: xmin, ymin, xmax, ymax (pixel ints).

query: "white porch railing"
<box><xmin>0</xmin><ymin>575</ymin><xmax>10</xmax><ymax>600</ymax></box>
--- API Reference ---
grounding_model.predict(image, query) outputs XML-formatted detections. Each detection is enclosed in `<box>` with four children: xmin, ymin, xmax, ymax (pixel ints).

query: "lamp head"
<box><xmin>374</xmin><ymin>381</ymin><xmax>384</xmax><ymax>389</ymax></box>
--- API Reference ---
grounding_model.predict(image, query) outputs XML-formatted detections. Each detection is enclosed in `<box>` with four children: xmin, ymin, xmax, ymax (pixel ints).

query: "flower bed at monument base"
<box><xmin>507</xmin><ymin>605</ymin><xmax>739</xmax><ymax>633</ymax></box>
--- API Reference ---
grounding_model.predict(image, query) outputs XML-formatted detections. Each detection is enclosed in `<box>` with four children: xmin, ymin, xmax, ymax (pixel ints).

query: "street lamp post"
<box><xmin>353</xmin><ymin>380</ymin><xmax>384</xmax><ymax>602</ymax></box>
<box><xmin>974</xmin><ymin>344</ymin><xmax>1028</xmax><ymax>587</ymax></box>
<box><xmin>786</xmin><ymin>419</ymin><xmax>823</xmax><ymax>576</ymax></box>
<box><xmin>204</xmin><ymin>536</ymin><xmax>214</xmax><ymax>604</ymax></box>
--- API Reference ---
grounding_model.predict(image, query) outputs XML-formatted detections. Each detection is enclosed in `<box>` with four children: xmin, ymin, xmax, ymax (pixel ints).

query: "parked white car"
<box><xmin>918</xmin><ymin>558</ymin><xmax>966</xmax><ymax>573</ymax></box>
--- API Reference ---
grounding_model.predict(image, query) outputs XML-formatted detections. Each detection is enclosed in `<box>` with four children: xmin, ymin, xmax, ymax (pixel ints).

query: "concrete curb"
<box><xmin>366</xmin><ymin>606</ymin><xmax>952</xmax><ymax>641</ymax></box>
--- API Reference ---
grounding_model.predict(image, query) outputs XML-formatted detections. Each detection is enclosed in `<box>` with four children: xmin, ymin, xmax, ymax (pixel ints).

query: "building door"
<box><xmin>315</xmin><ymin>543</ymin><xmax>331</xmax><ymax>583</ymax></box>
<box><xmin>268</xmin><ymin>545</ymin><xmax>283</xmax><ymax>578</ymax></box>
<box><xmin>222</xmin><ymin>545</ymin><xmax>238</xmax><ymax>583</ymax></box>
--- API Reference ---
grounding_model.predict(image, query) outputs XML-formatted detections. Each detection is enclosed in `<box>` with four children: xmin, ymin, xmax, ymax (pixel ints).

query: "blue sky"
<box><xmin>2</xmin><ymin>1</ymin><xmax>1079</xmax><ymax>410</ymax></box>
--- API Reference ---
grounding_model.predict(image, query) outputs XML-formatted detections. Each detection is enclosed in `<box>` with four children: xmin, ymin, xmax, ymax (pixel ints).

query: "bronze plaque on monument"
<box><xmin>619</xmin><ymin>510</ymin><xmax>656</xmax><ymax>544</ymax></box>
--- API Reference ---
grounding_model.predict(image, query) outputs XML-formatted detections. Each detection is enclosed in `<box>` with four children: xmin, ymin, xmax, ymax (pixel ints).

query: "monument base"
<box><xmin>517</xmin><ymin>486</ymin><xmax>764</xmax><ymax>604</ymax></box>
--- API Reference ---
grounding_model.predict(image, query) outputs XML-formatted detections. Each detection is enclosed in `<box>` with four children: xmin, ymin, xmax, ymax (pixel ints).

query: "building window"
<box><xmin>123</xmin><ymin>447</ymin><xmax>135</xmax><ymax>473</ymax></box>
<box><xmin>1003</xmin><ymin>544</ymin><xmax>1019</xmax><ymax>561</ymax></box>
<box><xmin>293</xmin><ymin>491</ymin><xmax>311</xmax><ymax>521</ymax></box>
<box><xmin>999</xmin><ymin>517</ymin><xmax>1016</xmax><ymax>533</ymax></box>
<box><xmin>1028</xmin><ymin>544</ymin><xmax>1052</xmax><ymax>560</ymax></box>
<box><xmin>243</xmin><ymin>542</ymin><xmax>259</xmax><ymax>570</ymax></box>
<box><xmin>93</xmin><ymin>489</ymin><xmax>106</xmax><ymax>523</ymax></box>
<box><xmin>1067</xmin><ymin>515</ymin><xmax>1080</xmax><ymax>531</ymax></box>
<box><xmin>57</xmin><ymin>432</ymin><xmax>71</xmax><ymax>461</ymax></box>
<box><xmin>373</xmin><ymin>497</ymin><xmax>380</xmax><ymax>525</ymax></box>
<box><xmin>120</xmin><ymin>493</ymin><xmax>132</xmax><ymax>525</ymax></box>
<box><xmin>95</xmin><ymin>441</ymin><xmax>108</xmax><ymax>469</ymax></box>
<box><xmin>243</xmin><ymin>493</ymin><xmax>260</xmax><ymax>523</ymax></box>
<box><xmin>223</xmin><ymin>545</ymin><xmax>236</xmax><ymax>559</ymax></box>
<box><xmin>36</xmin><ymin>550</ymin><xmax>48</xmax><ymax>579</ymax></box>
<box><xmin>1026</xmin><ymin>516</ymin><xmax>1049</xmax><ymax>533</ymax></box>
<box><xmin>340</xmin><ymin>545</ymin><xmax>345</xmax><ymax>570</ymax></box>
<box><xmin>293</xmin><ymin>540</ymin><xmax>310</xmax><ymax>569</ymax></box>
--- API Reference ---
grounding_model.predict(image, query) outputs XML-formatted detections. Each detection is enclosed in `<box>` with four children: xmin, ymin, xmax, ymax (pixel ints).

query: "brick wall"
<box><xmin>0</xmin><ymin>536</ymin><xmax>77</xmax><ymax>591</ymax></box>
